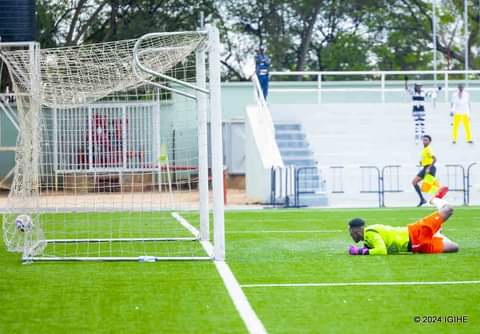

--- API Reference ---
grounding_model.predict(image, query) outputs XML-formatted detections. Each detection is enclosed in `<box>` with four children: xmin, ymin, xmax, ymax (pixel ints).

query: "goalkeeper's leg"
<box><xmin>434</xmin><ymin>231</ymin><xmax>459</xmax><ymax>253</ymax></box>
<box><xmin>431</xmin><ymin>198</ymin><xmax>459</xmax><ymax>252</ymax></box>
<box><xmin>408</xmin><ymin>199</ymin><xmax>457</xmax><ymax>253</ymax></box>
<box><xmin>430</xmin><ymin>198</ymin><xmax>453</xmax><ymax>223</ymax></box>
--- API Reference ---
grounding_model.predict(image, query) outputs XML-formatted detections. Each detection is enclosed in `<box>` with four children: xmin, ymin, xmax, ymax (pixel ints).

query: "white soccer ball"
<box><xmin>15</xmin><ymin>215</ymin><xmax>33</xmax><ymax>232</ymax></box>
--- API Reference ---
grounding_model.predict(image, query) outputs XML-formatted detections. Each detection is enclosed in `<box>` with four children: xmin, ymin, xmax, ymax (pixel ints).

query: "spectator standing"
<box><xmin>255</xmin><ymin>48</ymin><xmax>270</xmax><ymax>100</ymax></box>
<box><xmin>451</xmin><ymin>83</ymin><xmax>473</xmax><ymax>144</ymax></box>
<box><xmin>405</xmin><ymin>79</ymin><xmax>438</xmax><ymax>144</ymax></box>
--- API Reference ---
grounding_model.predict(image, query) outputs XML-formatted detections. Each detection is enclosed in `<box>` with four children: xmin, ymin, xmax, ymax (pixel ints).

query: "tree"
<box><xmin>37</xmin><ymin>0</ymin><xmax>109</xmax><ymax>46</ymax></box>
<box><xmin>366</xmin><ymin>0</ymin><xmax>480</xmax><ymax>70</ymax></box>
<box><xmin>34</xmin><ymin>0</ymin><xmax>480</xmax><ymax>80</ymax></box>
<box><xmin>220</xmin><ymin>0</ymin><xmax>378</xmax><ymax>79</ymax></box>
<box><xmin>36</xmin><ymin>0</ymin><xmax>219</xmax><ymax>46</ymax></box>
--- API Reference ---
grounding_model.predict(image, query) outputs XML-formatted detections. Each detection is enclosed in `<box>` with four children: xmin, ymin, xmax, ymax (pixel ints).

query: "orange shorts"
<box><xmin>408</xmin><ymin>212</ymin><xmax>444</xmax><ymax>254</ymax></box>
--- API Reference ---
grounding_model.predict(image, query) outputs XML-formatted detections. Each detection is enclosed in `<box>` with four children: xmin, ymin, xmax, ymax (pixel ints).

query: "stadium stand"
<box><xmin>270</xmin><ymin>102</ymin><xmax>480</xmax><ymax>207</ymax></box>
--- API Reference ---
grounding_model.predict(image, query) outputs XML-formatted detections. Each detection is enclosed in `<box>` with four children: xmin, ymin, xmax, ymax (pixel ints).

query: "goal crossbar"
<box><xmin>133</xmin><ymin>31</ymin><xmax>210</xmax><ymax>97</ymax></box>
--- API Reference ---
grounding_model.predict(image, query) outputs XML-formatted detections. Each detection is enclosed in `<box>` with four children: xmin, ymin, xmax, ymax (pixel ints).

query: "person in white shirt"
<box><xmin>450</xmin><ymin>84</ymin><xmax>473</xmax><ymax>144</ymax></box>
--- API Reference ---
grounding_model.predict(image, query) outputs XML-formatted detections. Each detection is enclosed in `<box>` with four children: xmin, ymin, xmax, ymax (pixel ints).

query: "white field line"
<box><xmin>241</xmin><ymin>281</ymin><xmax>480</xmax><ymax>288</ymax></box>
<box><xmin>171</xmin><ymin>212</ymin><xmax>267</xmax><ymax>334</ymax></box>
<box><xmin>171</xmin><ymin>212</ymin><xmax>200</xmax><ymax>238</ymax></box>
<box><xmin>227</xmin><ymin>230</ymin><xmax>342</xmax><ymax>234</ymax></box>
<box><xmin>215</xmin><ymin>260</ymin><xmax>267</xmax><ymax>334</ymax></box>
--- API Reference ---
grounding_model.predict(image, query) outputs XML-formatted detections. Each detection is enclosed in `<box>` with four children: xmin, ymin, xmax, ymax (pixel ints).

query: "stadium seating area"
<box><xmin>274</xmin><ymin>123</ymin><xmax>327</xmax><ymax>206</ymax></box>
<box><xmin>271</xmin><ymin>101</ymin><xmax>480</xmax><ymax>207</ymax></box>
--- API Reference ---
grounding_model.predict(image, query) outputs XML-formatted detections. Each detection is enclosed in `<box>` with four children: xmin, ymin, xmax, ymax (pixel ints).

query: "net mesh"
<box><xmin>1</xmin><ymin>33</ymin><xmax>206</xmax><ymax>107</ymax></box>
<box><xmin>1</xmin><ymin>32</ymin><xmax>212</xmax><ymax>261</ymax></box>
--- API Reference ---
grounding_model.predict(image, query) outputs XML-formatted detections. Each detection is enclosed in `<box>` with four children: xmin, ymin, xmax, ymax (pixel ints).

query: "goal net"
<box><xmin>0</xmin><ymin>27</ymin><xmax>225</xmax><ymax>262</ymax></box>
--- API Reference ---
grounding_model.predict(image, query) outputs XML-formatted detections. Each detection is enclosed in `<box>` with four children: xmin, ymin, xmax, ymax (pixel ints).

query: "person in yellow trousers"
<box><xmin>451</xmin><ymin>83</ymin><xmax>473</xmax><ymax>144</ymax></box>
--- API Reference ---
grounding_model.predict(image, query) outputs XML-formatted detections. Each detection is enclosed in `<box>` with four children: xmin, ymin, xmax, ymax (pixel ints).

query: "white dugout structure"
<box><xmin>0</xmin><ymin>26</ymin><xmax>225</xmax><ymax>262</ymax></box>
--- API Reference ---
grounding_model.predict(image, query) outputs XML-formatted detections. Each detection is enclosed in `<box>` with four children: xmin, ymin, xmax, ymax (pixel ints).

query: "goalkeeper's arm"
<box><xmin>363</xmin><ymin>231</ymin><xmax>387</xmax><ymax>255</ymax></box>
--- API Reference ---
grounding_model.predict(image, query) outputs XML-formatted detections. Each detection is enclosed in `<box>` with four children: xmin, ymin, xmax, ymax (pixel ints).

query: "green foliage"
<box><xmin>36</xmin><ymin>0</ymin><xmax>218</xmax><ymax>46</ymax></box>
<box><xmin>34</xmin><ymin>1</ymin><xmax>480</xmax><ymax>78</ymax></box>
<box><xmin>316</xmin><ymin>33</ymin><xmax>372</xmax><ymax>71</ymax></box>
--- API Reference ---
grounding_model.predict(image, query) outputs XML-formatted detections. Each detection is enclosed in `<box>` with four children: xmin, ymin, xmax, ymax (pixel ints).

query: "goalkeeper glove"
<box><xmin>348</xmin><ymin>245</ymin><xmax>369</xmax><ymax>255</ymax></box>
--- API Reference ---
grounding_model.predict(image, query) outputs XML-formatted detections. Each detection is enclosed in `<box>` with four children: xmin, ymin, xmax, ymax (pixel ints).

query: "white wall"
<box><xmin>245</xmin><ymin>105</ymin><xmax>283</xmax><ymax>202</ymax></box>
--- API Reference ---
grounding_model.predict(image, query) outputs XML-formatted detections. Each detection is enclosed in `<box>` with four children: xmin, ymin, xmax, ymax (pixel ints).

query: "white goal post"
<box><xmin>0</xmin><ymin>25</ymin><xmax>225</xmax><ymax>262</ymax></box>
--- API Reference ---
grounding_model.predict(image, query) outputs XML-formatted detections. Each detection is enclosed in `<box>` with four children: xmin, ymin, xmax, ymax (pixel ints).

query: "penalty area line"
<box><xmin>171</xmin><ymin>212</ymin><xmax>267</xmax><ymax>334</ymax></box>
<box><xmin>241</xmin><ymin>280</ymin><xmax>480</xmax><ymax>288</ymax></box>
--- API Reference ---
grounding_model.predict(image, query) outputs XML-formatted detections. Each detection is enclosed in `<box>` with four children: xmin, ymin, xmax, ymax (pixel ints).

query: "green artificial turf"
<box><xmin>226</xmin><ymin>207</ymin><xmax>480</xmax><ymax>334</ymax></box>
<box><xmin>1</xmin><ymin>207</ymin><xmax>479</xmax><ymax>333</ymax></box>
<box><xmin>0</xmin><ymin>211</ymin><xmax>245</xmax><ymax>334</ymax></box>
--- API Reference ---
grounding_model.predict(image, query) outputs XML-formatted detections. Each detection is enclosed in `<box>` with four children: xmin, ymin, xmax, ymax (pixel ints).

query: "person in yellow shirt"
<box><xmin>412</xmin><ymin>135</ymin><xmax>437</xmax><ymax>207</ymax></box>
<box><xmin>348</xmin><ymin>195</ymin><xmax>459</xmax><ymax>255</ymax></box>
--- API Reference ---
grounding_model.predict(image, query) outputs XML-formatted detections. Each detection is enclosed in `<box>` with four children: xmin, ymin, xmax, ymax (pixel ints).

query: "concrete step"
<box><xmin>274</xmin><ymin>121</ymin><xmax>326</xmax><ymax>208</ymax></box>
<box><xmin>279</xmin><ymin>149</ymin><xmax>313</xmax><ymax>157</ymax></box>
<box><xmin>277</xmin><ymin>140</ymin><xmax>309</xmax><ymax>149</ymax></box>
<box><xmin>298</xmin><ymin>178</ymin><xmax>321</xmax><ymax>185</ymax></box>
<box><xmin>297</xmin><ymin>192</ymin><xmax>329</xmax><ymax>207</ymax></box>
<box><xmin>274</xmin><ymin>123</ymin><xmax>302</xmax><ymax>131</ymax></box>
<box><xmin>298</xmin><ymin>183</ymin><xmax>321</xmax><ymax>191</ymax></box>
<box><xmin>278</xmin><ymin>146</ymin><xmax>313</xmax><ymax>151</ymax></box>
<box><xmin>283</xmin><ymin>159</ymin><xmax>317</xmax><ymax>167</ymax></box>
<box><xmin>276</xmin><ymin>133</ymin><xmax>306</xmax><ymax>140</ymax></box>
<box><xmin>297</xmin><ymin>175</ymin><xmax>321</xmax><ymax>183</ymax></box>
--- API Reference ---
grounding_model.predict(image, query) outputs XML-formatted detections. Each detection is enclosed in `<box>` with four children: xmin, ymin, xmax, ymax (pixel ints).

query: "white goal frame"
<box><xmin>0</xmin><ymin>25</ymin><xmax>225</xmax><ymax>262</ymax></box>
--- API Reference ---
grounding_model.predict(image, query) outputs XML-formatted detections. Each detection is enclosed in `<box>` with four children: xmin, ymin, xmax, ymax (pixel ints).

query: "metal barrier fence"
<box><xmin>445</xmin><ymin>163</ymin><xmax>478</xmax><ymax>205</ymax></box>
<box><xmin>294</xmin><ymin>166</ymin><xmax>323</xmax><ymax>207</ymax></box>
<box><xmin>270</xmin><ymin>163</ymin><xmax>478</xmax><ymax>208</ymax></box>
<box><xmin>270</xmin><ymin>166</ymin><xmax>296</xmax><ymax>207</ymax></box>
<box><xmin>466</xmin><ymin>163</ymin><xmax>478</xmax><ymax>204</ymax></box>
<box><xmin>360</xmin><ymin>165</ymin><xmax>402</xmax><ymax>208</ymax></box>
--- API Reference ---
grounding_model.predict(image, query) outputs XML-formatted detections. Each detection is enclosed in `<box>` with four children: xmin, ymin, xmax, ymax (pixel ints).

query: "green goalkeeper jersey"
<box><xmin>363</xmin><ymin>224</ymin><xmax>410</xmax><ymax>255</ymax></box>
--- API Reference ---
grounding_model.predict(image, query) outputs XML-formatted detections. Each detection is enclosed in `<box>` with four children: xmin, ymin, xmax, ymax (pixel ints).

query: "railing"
<box><xmin>466</xmin><ymin>163</ymin><xmax>478</xmax><ymax>204</ymax></box>
<box><xmin>445</xmin><ymin>164</ymin><xmax>466</xmax><ymax>203</ymax></box>
<box><xmin>270</xmin><ymin>166</ymin><xmax>296</xmax><ymax>207</ymax></box>
<box><xmin>330</xmin><ymin>166</ymin><xmax>344</xmax><ymax>193</ymax></box>
<box><xmin>53</xmin><ymin>101</ymin><xmax>159</xmax><ymax>173</ymax></box>
<box><xmin>360</xmin><ymin>165</ymin><xmax>403</xmax><ymax>208</ymax></box>
<box><xmin>270</xmin><ymin>162</ymin><xmax>479</xmax><ymax>208</ymax></box>
<box><xmin>269</xmin><ymin>70</ymin><xmax>480</xmax><ymax>103</ymax></box>
<box><xmin>252</xmin><ymin>74</ymin><xmax>276</xmax><ymax>134</ymax></box>
<box><xmin>360</xmin><ymin>166</ymin><xmax>383</xmax><ymax>207</ymax></box>
<box><xmin>294</xmin><ymin>166</ymin><xmax>324</xmax><ymax>207</ymax></box>
<box><xmin>444</xmin><ymin>163</ymin><xmax>480</xmax><ymax>206</ymax></box>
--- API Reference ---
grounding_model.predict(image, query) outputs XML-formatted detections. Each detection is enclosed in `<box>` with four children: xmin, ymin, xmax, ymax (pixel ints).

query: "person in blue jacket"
<box><xmin>255</xmin><ymin>48</ymin><xmax>271</xmax><ymax>99</ymax></box>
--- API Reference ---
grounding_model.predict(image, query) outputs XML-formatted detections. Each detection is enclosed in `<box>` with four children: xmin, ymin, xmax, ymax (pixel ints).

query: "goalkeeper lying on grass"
<box><xmin>348</xmin><ymin>187</ymin><xmax>459</xmax><ymax>255</ymax></box>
